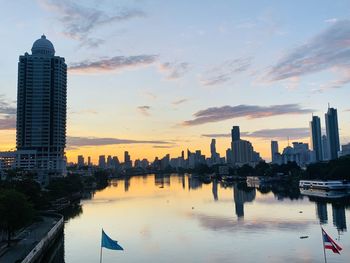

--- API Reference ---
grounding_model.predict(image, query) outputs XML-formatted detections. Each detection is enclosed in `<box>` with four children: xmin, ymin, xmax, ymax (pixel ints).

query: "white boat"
<box><xmin>299</xmin><ymin>180</ymin><xmax>350</xmax><ymax>191</ymax></box>
<box><xmin>300</xmin><ymin>188</ymin><xmax>350</xmax><ymax>199</ymax></box>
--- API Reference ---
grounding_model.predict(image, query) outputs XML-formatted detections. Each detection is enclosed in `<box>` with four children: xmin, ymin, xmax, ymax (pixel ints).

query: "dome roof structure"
<box><xmin>31</xmin><ymin>35</ymin><xmax>55</xmax><ymax>56</ymax></box>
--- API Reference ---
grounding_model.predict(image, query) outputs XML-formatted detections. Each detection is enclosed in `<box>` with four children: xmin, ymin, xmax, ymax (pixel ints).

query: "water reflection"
<box><xmin>302</xmin><ymin>191</ymin><xmax>349</xmax><ymax>233</ymax></box>
<box><xmin>188</xmin><ymin>175</ymin><xmax>202</xmax><ymax>190</ymax></box>
<box><xmin>332</xmin><ymin>203</ymin><xmax>347</xmax><ymax>232</ymax></box>
<box><xmin>154</xmin><ymin>174</ymin><xmax>171</xmax><ymax>188</ymax></box>
<box><xmin>56</xmin><ymin>174</ymin><xmax>350</xmax><ymax>262</ymax></box>
<box><xmin>212</xmin><ymin>179</ymin><xmax>218</xmax><ymax>201</ymax></box>
<box><xmin>316</xmin><ymin>202</ymin><xmax>328</xmax><ymax>224</ymax></box>
<box><xmin>124</xmin><ymin>176</ymin><xmax>130</xmax><ymax>192</ymax></box>
<box><xmin>233</xmin><ymin>184</ymin><xmax>256</xmax><ymax>219</ymax></box>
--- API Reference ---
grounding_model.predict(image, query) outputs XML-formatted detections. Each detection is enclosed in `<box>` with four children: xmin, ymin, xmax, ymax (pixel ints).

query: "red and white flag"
<box><xmin>322</xmin><ymin>227</ymin><xmax>342</xmax><ymax>254</ymax></box>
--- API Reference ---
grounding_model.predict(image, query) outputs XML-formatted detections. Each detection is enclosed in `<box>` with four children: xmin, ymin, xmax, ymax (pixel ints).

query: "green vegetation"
<box><xmin>47</xmin><ymin>174</ymin><xmax>83</xmax><ymax>200</ymax></box>
<box><xmin>305</xmin><ymin>155</ymin><xmax>350</xmax><ymax>180</ymax></box>
<box><xmin>0</xmin><ymin>189</ymin><xmax>35</xmax><ymax>246</ymax></box>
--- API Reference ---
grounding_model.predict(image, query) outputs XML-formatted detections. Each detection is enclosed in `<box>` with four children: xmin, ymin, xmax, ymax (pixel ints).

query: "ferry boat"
<box><xmin>300</xmin><ymin>188</ymin><xmax>350</xmax><ymax>199</ymax></box>
<box><xmin>299</xmin><ymin>180</ymin><xmax>350</xmax><ymax>191</ymax></box>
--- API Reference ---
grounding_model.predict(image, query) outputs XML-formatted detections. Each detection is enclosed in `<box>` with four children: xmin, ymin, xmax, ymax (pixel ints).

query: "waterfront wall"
<box><xmin>21</xmin><ymin>213</ymin><xmax>64</xmax><ymax>263</ymax></box>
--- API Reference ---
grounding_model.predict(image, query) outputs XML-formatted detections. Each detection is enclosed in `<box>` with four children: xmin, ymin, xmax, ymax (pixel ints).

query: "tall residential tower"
<box><xmin>310</xmin><ymin>116</ymin><xmax>323</xmax><ymax>161</ymax></box>
<box><xmin>325</xmin><ymin>107</ymin><xmax>340</xmax><ymax>160</ymax></box>
<box><xmin>16</xmin><ymin>35</ymin><xmax>67</xmax><ymax>181</ymax></box>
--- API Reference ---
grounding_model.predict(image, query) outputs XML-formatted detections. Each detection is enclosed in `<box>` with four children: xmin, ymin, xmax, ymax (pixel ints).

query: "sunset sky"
<box><xmin>1</xmin><ymin>0</ymin><xmax>350</xmax><ymax>163</ymax></box>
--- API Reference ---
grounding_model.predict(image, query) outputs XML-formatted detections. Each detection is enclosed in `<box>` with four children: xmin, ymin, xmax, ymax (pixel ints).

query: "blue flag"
<box><xmin>101</xmin><ymin>229</ymin><xmax>124</xmax><ymax>251</ymax></box>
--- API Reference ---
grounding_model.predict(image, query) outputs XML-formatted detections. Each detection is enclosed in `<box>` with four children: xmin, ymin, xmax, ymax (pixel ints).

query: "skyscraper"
<box><xmin>16</xmin><ymin>35</ymin><xmax>67</xmax><ymax>181</ymax></box>
<box><xmin>210</xmin><ymin>139</ymin><xmax>216</xmax><ymax>158</ymax></box>
<box><xmin>230</xmin><ymin>125</ymin><xmax>260</xmax><ymax>165</ymax></box>
<box><xmin>321</xmin><ymin>135</ymin><xmax>329</xmax><ymax>161</ymax></box>
<box><xmin>231</xmin><ymin>126</ymin><xmax>240</xmax><ymax>142</ymax></box>
<box><xmin>271</xmin><ymin>141</ymin><xmax>279</xmax><ymax>163</ymax></box>
<box><xmin>77</xmin><ymin>155</ymin><xmax>84</xmax><ymax>167</ymax></box>
<box><xmin>325</xmin><ymin>107</ymin><xmax>340</xmax><ymax>160</ymax></box>
<box><xmin>98</xmin><ymin>155</ymin><xmax>106</xmax><ymax>169</ymax></box>
<box><xmin>310</xmin><ymin>116</ymin><xmax>323</xmax><ymax>161</ymax></box>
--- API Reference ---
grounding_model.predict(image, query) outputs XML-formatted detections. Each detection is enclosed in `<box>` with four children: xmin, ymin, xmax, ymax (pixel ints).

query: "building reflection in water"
<box><xmin>212</xmin><ymin>179</ymin><xmax>218</xmax><ymax>201</ymax></box>
<box><xmin>233</xmin><ymin>184</ymin><xmax>256</xmax><ymax>219</ymax></box>
<box><xmin>316</xmin><ymin>202</ymin><xmax>328</xmax><ymax>224</ymax></box>
<box><xmin>188</xmin><ymin>176</ymin><xmax>202</xmax><ymax>190</ymax></box>
<box><xmin>124</xmin><ymin>177</ymin><xmax>130</xmax><ymax>192</ymax></box>
<box><xmin>154</xmin><ymin>174</ymin><xmax>171</xmax><ymax>188</ymax></box>
<box><xmin>315</xmin><ymin>200</ymin><xmax>347</xmax><ymax>233</ymax></box>
<box><xmin>332</xmin><ymin>203</ymin><xmax>347</xmax><ymax>232</ymax></box>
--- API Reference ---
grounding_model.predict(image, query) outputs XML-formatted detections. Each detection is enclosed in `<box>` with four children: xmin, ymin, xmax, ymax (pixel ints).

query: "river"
<box><xmin>51</xmin><ymin>174</ymin><xmax>350</xmax><ymax>262</ymax></box>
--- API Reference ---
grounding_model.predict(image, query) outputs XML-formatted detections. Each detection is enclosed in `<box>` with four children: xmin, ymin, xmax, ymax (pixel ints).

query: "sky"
<box><xmin>0</xmin><ymin>0</ymin><xmax>350</xmax><ymax>163</ymax></box>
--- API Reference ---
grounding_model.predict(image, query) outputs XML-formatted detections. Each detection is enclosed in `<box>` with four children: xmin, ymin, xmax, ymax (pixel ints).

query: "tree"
<box><xmin>0</xmin><ymin>189</ymin><xmax>34</xmax><ymax>246</ymax></box>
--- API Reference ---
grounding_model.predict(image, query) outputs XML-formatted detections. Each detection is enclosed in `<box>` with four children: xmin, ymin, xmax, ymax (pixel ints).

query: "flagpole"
<box><xmin>100</xmin><ymin>228</ymin><xmax>103</xmax><ymax>263</ymax></box>
<box><xmin>320</xmin><ymin>226</ymin><xmax>327</xmax><ymax>263</ymax></box>
<box><xmin>100</xmin><ymin>245</ymin><xmax>103</xmax><ymax>263</ymax></box>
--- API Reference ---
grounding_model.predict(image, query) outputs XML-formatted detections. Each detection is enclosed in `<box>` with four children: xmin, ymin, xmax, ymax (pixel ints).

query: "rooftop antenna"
<box><xmin>287</xmin><ymin>136</ymin><xmax>290</xmax><ymax>147</ymax></box>
<box><xmin>328</xmin><ymin>102</ymin><xmax>330</xmax><ymax>109</ymax></box>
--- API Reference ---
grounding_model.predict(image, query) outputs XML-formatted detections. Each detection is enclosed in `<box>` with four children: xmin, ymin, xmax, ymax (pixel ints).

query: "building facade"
<box><xmin>16</xmin><ymin>35</ymin><xmax>67</xmax><ymax>182</ymax></box>
<box><xmin>325</xmin><ymin>107</ymin><xmax>340</xmax><ymax>160</ymax></box>
<box><xmin>271</xmin><ymin>141</ymin><xmax>279</xmax><ymax>163</ymax></box>
<box><xmin>310</xmin><ymin>115</ymin><xmax>323</xmax><ymax>161</ymax></box>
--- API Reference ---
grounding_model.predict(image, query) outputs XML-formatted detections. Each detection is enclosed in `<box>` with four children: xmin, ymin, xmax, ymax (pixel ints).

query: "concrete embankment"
<box><xmin>21</xmin><ymin>213</ymin><xmax>64</xmax><ymax>263</ymax></box>
<box><xmin>0</xmin><ymin>213</ymin><xmax>63</xmax><ymax>263</ymax></box>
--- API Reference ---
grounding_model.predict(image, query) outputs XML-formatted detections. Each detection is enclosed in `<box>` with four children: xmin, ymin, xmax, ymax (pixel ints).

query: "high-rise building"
<box><xmin>325</xmin><ymin>107</ymin><xmax>340</xmax><ymax>160</ymax></box>
<box><xmin>322</xmin><ymin>135</ymin><xmax>329</xmax><ymax>161</ymax></box>
<box><xmin>87</xmin><ymin>156</ymin><xmax>92</xmax><ymax>166</ymax></box>
<box><xmin>16</xmin><ymin>35</ymin><xmax>67</xmax><ymax>181</ymax></box>
<box><xmin>230</xmin><ymin>125</ymin><xmax>260</xmax><ymax>165</ymax></box>
<box><xmin>77</xmin><ymin>155</ymin><xmax>84</xmax><ymax>167</ymax></box>
<box><xmin>226</xmin><ymin>148</ymin><xmax>233</xmax><ymax>164</ymax></box>
<box><xmin>231</xmin><ymin>126</ymin><xmax>240</xmax><ymax>142</ymax></box>
<box><xmin>98</xmin><ymin>155</ymin><xmax>106</xmax><ymax>169</ymax></box>
<box><xmin>124</xmin><ymin>151</ymin><xmax>132</xmax><ymax>169</ymax></box>
<box><xmin>210</xmin><ymin>139</ymin><xmax>216</xmax><ymax>157</ymax></box>
<box><xmin>271</xmin><ymin>141</ymin><xmax>279</xmax><ymax>163</ymax></box>
<box><xmin>310</xmin><ymin>116</ymin><xmax>323</xmax><ymax>161</ymax></box>
<box><xmin>232</xmin><ymin>139</ymin><xmax>254</xmax><ymax>164</ymax></box>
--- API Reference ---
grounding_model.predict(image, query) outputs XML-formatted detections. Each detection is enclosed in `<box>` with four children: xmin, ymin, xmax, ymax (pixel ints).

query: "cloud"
<box><xmin>0</xmin><ymin>95</ymin><xmax>16</xmax><ymax>115</ymax></box>
<box><xmin>325</xmin><ymin>18</ymin><xmax>339</xmax><ymax>24</ymax></box>
<box><xmin>0</xmin><ymin>95</ymin><xmax>16</xmax><ymax>130</ymax></box>
<box><xmin>67</xmin><ymin>136</ymin><xmax>171</xmax><ymax>147</ymax></box>
<box><xmin>313</xmin><ymin>68</ymin><xmax>350</xmax><ymax>93</ymax></box>
<box><xmin>202</xmin><ymin>127</ymin><xmax>310</xmax><ymax>140</ymax></box>
<box><xmin>243</xmin><ymin>128</ymin><xmax>309</xmax><ymax>140</ymax></box>
<box><xmin>39</xmin><ymin>0</ymin><xmax>145</xmax><ymax>47</ymax></box>
<box><xmin>191</xmin><ymin>213</ymin><xmax>313</xmax><ymax>232</ymax></box>
<box><xmin>143</xmin><ymin>91</ymin><xmax>157</xmax><ymax>100</ymax></box>
<box><xmin>172</xmin><ymin>98</ymin><xmax>188</xmax><ymax>105</ymax></box>
<box><xmin>0</xmin><ymin>116</ymin><xmax>16</xmax><ymax>130</ymax></box>
<box><xmin>201</xmin><ymin>133</ymin><xmax>231</xmax><ymax>138</ymax></box>
<box><xmin>267</xmin><ymin>20</ymin><xmax>350</xmax><ymax>87</ymax></box>
<box><xmin>70</xmin><ymin>109</ymin><xmax>98</xmax><ymax>115</ymax></box>
<box><xmin>200</xmin><ymin>57</ymin><xmax>252</xmax><ymax>86</ymax></box>
<box><xmin>69</xmin><ymin>55</ymin><xmax>158</xmax><ymax>73</ymax></box>
<box><xmin>137</xmin><ymin>105</ymin><xmax>151</xmax><ymax>116</ymax></box>
<box><xmin>159</xmin><ymin>62</ymin><xmax>190</xmax><ymax>80</ymax></box>
<box><xmin>152</xmin><ymin>145</ymin><xmax>175</xmax><ymax>149</ymax></box>
<box><xmin>182</xmin><ymin>104</ymin><xmax>313</xmax><ymax>126</ymax></box>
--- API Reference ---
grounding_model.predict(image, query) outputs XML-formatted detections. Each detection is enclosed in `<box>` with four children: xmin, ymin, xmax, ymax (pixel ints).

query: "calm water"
<box><xmin>58</xmin><ymin>174</ymin><xmax>350</xmax><ymax>262</ymax></box>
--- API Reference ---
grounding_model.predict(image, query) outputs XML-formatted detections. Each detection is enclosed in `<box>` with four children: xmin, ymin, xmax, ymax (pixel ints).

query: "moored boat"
<box><xmin>299</xmin><ymin>180</ymin><xmax>350</xmax><ymax>191</ymax></box>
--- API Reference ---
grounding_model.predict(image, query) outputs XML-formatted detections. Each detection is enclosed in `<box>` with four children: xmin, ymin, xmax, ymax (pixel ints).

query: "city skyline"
<box><xmin>1</xmin><ymin>1</ymin><xmax>350</xmax><ymax>162</ymax></box>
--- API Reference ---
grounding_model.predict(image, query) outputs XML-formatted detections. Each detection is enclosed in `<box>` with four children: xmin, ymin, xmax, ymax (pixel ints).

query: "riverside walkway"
<box><xmin>0</xmin><ymin>216</ymin><xmax>59</xmax><ymax>263</ymax></box>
